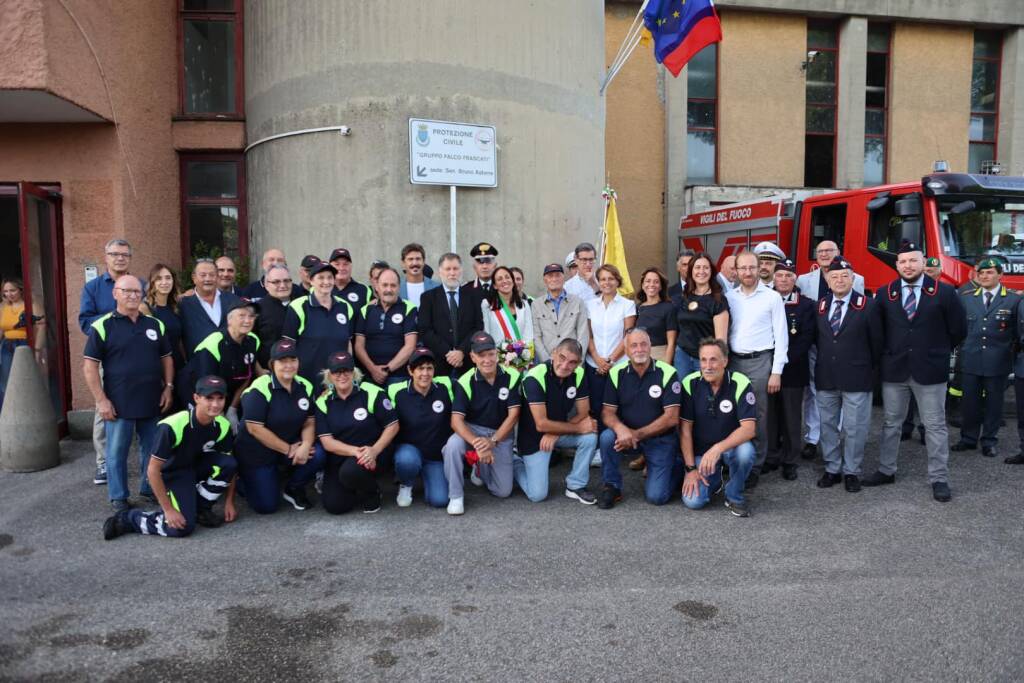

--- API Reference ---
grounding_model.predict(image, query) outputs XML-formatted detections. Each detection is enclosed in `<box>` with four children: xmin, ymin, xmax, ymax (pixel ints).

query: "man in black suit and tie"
<box><xmin>813</xmin><ymin>256</ymin><xmax>883</xmax><ymax>492</ymax></box>
<box><xmin>866</xmin><ymin>242</ymin><xmax>967</xmax><ymax>502</ymax></box>
<box><xmin>417</xmin><ymin>253</ymin><xmax>484</xmax><ymax>376</ymax></box>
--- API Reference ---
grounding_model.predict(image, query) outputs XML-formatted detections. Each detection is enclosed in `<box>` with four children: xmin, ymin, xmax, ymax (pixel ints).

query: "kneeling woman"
<box><xmin>315</xmin><ymin>350</ymin><xmax>399</xmax><ymax>514</ymax></box>
<box><xmin>232</xmin><ymin>339</ymin><xmax>323</xmax><ymax>513</ymax></box>
<box><xmin>388</xmin><ymin>347</ymin><xmax>454</xmax><ymax>509</ymax></box>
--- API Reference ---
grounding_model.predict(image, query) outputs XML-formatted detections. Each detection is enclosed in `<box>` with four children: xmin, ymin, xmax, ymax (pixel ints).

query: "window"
<box><xmin>969</xmin><ymin>30</ymin><xmax>1001</xmax><ymax>173</ymax></box>
<box><xmin>804</xmin><ymin>22</ymin><xmax>838</xmax><ymax>188</ymax></box>
<box><xmin>687</xmin><ymin>44</ymin><xmax>717</xmax><ymax>185</ymax></box>
<box><xmin>864</xmin><ymin>24</ymin><xmax>890</xmax><ymax>186</ymax></box>
<box><xmin>179</xmin><ymin>0</ymin><xmax>243</xmax><ymax>116</ymax></box>
<box><xmin>868</xmin><ymin>194</ymin><xmax>922</xmax><ymax>254</ymax></box>
<box><xmin>808</xmin><ymin>204</ymin><xmax>847</xmax><ymax>258</ymax></box>
<box><xmin>180</xmin><ymin>154</ymin><xmax>247</xmax><ymax>264</ymax></box>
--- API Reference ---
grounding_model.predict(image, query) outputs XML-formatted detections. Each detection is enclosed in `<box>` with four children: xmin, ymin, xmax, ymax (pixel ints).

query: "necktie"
<box><xmin>985</xmin><ymin>291</ymin><xmax>993</xmax><ymax>308</ymax></box>
<box><xmin>830</xmin><ymin>300</ymin><xmax>844</xmax><ymax>335</ymax></box>
<box><xmin>447</xmin><ymin>290</ymin><xmax>459</xmax><ymax>336</ymax></box>
<box><xmin>904</xmin><ymin>285</ymin><xmax>917</xmax><ymax>320</ymax></box>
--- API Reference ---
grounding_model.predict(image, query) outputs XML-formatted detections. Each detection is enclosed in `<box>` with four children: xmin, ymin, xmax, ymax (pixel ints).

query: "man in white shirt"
<box><xmin>726</xmin><ymin>250</ymin><xmax>789</xmax><ymax>488</ymax></box>
<box><xmin>398</xmin><ymin>242</ymin><xmax>439</xmax><ymax>308</ymax></box>
<box><xmin>795</xmin><ymin>240</ymin><xmax>866</xmax><ymax>460</ymax></box>
<box><xmin>564</xmin><ymin>242</ymin><xmax>600</xmax><ymax>303</ymax></box>
<box><xmin>717</xmin><ymin>254</ymin><xmax>737</xmax><ymax>291</ymax></box>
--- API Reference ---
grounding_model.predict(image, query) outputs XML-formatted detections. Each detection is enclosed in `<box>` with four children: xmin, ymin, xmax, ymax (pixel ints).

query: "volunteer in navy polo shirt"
<box><xmin>515</xmin><ymin>338</ymin><xmax>599</xmax><ymax>504</ymax></box>
<box><xmin>83</xmin><ymin>275</ymin><xmax>174</xmax><ymax>510</ymax></box>
<box><xmin>354</xmin><ymin>267</ymin><xmax>418</xmax><ymax>385</ymax></box>
<box><xmin>388</xmin><ymin>347</ymin><xmax>455</xmax><ymax>509</ymax></box>
<box><xmin>441</xmin><ymin>331</ymin><xmax>521</xmax><ymax>516</ymax></box>
<box><xmin>315</xmin><ymin>350</ymin><xmax>399</xmax><ymax>515</ymax></box>
<box><xmin>597</xmin><ymin>327</ymin><xmax>682</xmax><ymax>509</ymax></box>
<box><xmin>182</xmin><ymin>299</ymin><xmax>261</xmax><ymax>423</ymax></box>
<box><xmin>281</xmin><ymin>260</ymin><xmax>356</xmax><ymax>384</ymax></box>
<box><xmin>679</xmin><ymin>338</ymin><xmax>757</xmax><ymax>517</ymax></box>
<box><xmin>103</xmin><ymin>375</ymin><xmax>238</xmax><ymax>541</ymax></box>
<box><xmin>330</xmin><ymin>247</ymin><xmax>374</xmax><ymax>311</ymax></box>
<box><xmin>234</xmin><ymin>339</ymin><xmax>323</xmax><ymax>514</ymax></box>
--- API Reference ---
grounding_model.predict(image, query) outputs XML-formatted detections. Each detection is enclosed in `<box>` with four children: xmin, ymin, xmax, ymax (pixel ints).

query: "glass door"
<box><xmin>17</xmin><ymin>182</ymin><xmax>69</xmax><ymax>434</ymax></box>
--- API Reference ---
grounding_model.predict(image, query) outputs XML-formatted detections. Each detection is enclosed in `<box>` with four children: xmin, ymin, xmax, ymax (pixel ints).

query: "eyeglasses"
<box><xmin>576</xmin><ymin>257</ymin><xmax>596</xmax><ymax>264</ymax></box>
<box><xmin>267</xmin><ymin>278</ymin><xmax>293</xmax><ymax>286</ymax></box>
<box><xmin>816</xmin><ymin>248</ymin><xmax>837</xmax><ymax>255</ymax></box>
<box><xmin>106</xmin><ymin>252</ymin><xmax>131</xmax><ymax>259</ymax></box>
<box><xmin>116</xmin><ymin>288</ymin><xmax>142</xmax><ymax>297</ymax></box>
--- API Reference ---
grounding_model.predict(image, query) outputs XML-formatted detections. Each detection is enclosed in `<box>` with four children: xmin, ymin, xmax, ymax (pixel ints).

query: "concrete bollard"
<box><xmin>0</xmin><ymin>345</ymin><xmax>60</xmax><ymax>472</ymax></box>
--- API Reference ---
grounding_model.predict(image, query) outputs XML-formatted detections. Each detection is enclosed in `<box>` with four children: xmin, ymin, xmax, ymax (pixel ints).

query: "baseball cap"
<box><xmin>309</xmin><ymin>261</ymin><xmax>338</xmax><ymax>278</ymax></box>
<box><xmin>407</xmin><ymin>347</ymin><xmax>436</xmax><ymax>368</ymax></box>
<box><xmin>300</xmin><ymin>254</ymin><xmax>322</xmax><ymax>269</ymax></box>
<box><xmin>195</xmin><ymin>375</ymin><xmax>228</xmax><ymax>397</ymax></box>
<box><xmin>470</xmin><ymin>331</ymin><xmax>497</xmax><ymax>353</ymax></box>
<box><xmin>329</xmin><ymin>248</ymin><xmax>352</xmax><ymax>262</ymax></box>
<box><xmin>269</xmin><ymin>339</ymin><xmax>299</xmax><ymax>361</ymax></box>
<box><xmin>543</xmin><ymin>263</ymin><xmax>564</xmax><ymax>275</ymax></box>
<box><xmin>225</xmin><ymin>299</ymin><xmax>259</xmax><ymax>316</ymax></box>
<box><xmin>327</xmin><ymin>350</ymin><xmax>355</xmax><ymax>372</ymax></box>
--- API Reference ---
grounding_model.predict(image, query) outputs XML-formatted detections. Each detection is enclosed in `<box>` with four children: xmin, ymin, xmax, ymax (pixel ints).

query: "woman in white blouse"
<box><xmin>481</xmin><ymin>266</ymin><xmax>535</xmax><ymax>367</ymax></box>
<box><xmin>586</xmin><ymin>264</ymin><xmax>637</xmax><ymax>440</ymax></box>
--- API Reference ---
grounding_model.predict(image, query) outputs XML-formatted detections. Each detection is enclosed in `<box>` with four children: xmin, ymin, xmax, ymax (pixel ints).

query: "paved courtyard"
<box><xmin>2</xmin><ymin>406</ymin><xmax>1024</xmax><ymax>681</ymax></box>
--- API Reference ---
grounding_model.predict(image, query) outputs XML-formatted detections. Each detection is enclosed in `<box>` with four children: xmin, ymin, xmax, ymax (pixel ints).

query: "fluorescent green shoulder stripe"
<box><xmin>526</xmin><ymin>364</ymin><xmax>548</xmax><ymax>393</ymax></box>
<box><xmin>214</xmin><ymin>415</ymin><xmax>231</xmax><ymax>443</ymax></box>
<box><xmin>145</xmin><ymin>314</ymin><xmax>165</xmax><ymax>336</ymax></box>
<box><xmin>360</xmin><ymin>303</ymin><xmax>370</xmax><ymax>319</ymax></box>
<box><xmin>247</xmin><ymin>332</ymin><xmax>261</xmax><ymax>351</ymax></box>
<box><xmin>295</xmin><ymin>375</ymin><xmax>314</xmax><ymax>397</ymax></box>
<box><xmin>654</xmin><ymin>359</ymin><xmax>676</xmax><ymax>386</ymax></box>
<box><xmin>195</xmin><ymin>331</ymin><xmax>224</xmax><ymax>360</ymax></box>
<box><xmin>388</xmin><ymin>380</ymin><xmax>409</xmax><ymax>404</ymax></box>
<box><xmin>404</xmin><ymin>299</ymin><xmax>416</xmax><ymax>315</ymax></box>
<box><xmin>682</xmin><ymin>370</ymin><xmax>702</xmax><ymax>395</ymax></box>
<box><xmin>158</xmin><ymin>410</ymin><xmax>191</xmax><ymax>448</ymax></box>
<box><xmin>90</xmin><ymin>312</ymin><xmax>113</xmax><ymax>342</ymax></box>
<box><xmin>361</xmin><ymin>383</ymin><xmax>383</xmax><ymax>414</ymax></box>
<box><xmin>731</xmin><ymin>371</ymin><xmax>752</xmax><ymax>401</ymax></box>
<box><xmin>434</xmin><ymin>376</ymin><xmax>454</xmax><ymax>402</ymax></box>
<box><xmin>609</xmin><ymin>361</ymin><xmax>626</xmax><ymax>389</ymax></box>
<box><xmin>243</xmin><ymin>374</ymin><xmax>273</xmax><ymax>401</ymax></box>
<box><xmin>364</xmin><ymin>284</ymin><xmax>373</xmax><ymax>301</ymax></box>
<box><xmin>574</xmin><ymin>365</ymin><xmax>585</xmax><ymax>388</ymax></box>
<box><xmin>332</xmin><ymin>296</ymin><xmax>354</xmax><ymax>320</ymax></box>
<box><xmin>288</xmin><ymin>297</ymin><xmax>308</xmax><ymax>336</ymax></box>
<box><xmin>315</xmin><ymin>391</ymin><xmax>330</xmax><ymax>414</ymax></box>
<box><xmin>457</xmin><ymin>368</ymin><xmax>475</xmax><ymax>398</ymax></box>
<box><xmin>503</xmin><ymin>366</ymin><xmax>522</xmax><ymax>390</ymax></box>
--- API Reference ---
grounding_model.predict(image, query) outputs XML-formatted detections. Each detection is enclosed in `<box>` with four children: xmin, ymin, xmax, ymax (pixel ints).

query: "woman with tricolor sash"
<box><xmin>481</xmin><ymin>266</ymin><xmax>535</xmax><ymax>370</ymax></box>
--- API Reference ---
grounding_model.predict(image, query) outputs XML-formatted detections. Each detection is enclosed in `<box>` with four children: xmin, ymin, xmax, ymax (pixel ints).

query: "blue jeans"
<box><xmin>394</xmin><ymin>443</ymin><xmax>449</xmax><ymax>508</ymax></box>
<box><xmin>105</xmin><ymin>416</ymin><xmax>160</xmax><ymax>502</ymax></box>
<box><xmin>513</xmin><ymin>432</ymin><xmax>599</xmax><ymax>502</ymax></box>
<box><xmin>238</xmin><ymin>448</ymin><xmax>326</xmax><ymax>514</ymax></box>
<box><xmin>673</xmin><ymin>347</ymin><xmax>700</xmax><ymax>381</ymax></box>
<box><xmin>599</xmin><ymin>430</ymin><xmax>682</xmax><ymax>505</ymax></box>
<box><xmin>681</xmin><ymin>441</ymin><xmax>756</xmax><ymax>509</ymax></box>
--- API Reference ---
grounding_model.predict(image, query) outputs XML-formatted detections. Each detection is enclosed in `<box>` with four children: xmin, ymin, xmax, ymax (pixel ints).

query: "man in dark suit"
<box><xmin>866</xmin><ymin>242</ymin><xmax>967</xmax><ymax>502</ymax></box>
<box><xmin>765</xmin><ymin>259</ymin><xmax>815</xmax><ymax>481</ymax></box>
<box><xmin>417</xmin><ymin>253</ymin><xmax>484</xmax><ymax>376</ymax></box>
<box><xmin>813</xmin><ymin>256</ymin><xmax>883</xmax><ymax>492</ymax></box>
<box><xmin>179</xmin><ymin>259</ymin><xmax>242</xmax><ymax>358</ymax></box>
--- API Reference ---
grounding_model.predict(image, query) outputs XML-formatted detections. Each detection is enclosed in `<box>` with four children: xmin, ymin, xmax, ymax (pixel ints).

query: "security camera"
<box><xmin>800</xmin><ymin>51</ymin><xmax>820</xmax><ymax>71</ymax></box>
<box><xmin>338</xmin><ymin>126</ymin><xmax>352</xmax><ymax>136</ymax></box>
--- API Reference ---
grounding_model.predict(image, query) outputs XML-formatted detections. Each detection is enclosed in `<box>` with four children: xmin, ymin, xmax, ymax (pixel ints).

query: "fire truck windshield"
<box><xmin>939</xmin><ymin>196</ymin><xmax>1024</xmax><ymax>270</ymax></box>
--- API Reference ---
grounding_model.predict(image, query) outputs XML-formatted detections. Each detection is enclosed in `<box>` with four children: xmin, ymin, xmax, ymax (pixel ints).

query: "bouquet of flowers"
<box><xmin>498</xmin><ymin>338</ymin><xmax>534</xmax><ymax>370</ymax></box>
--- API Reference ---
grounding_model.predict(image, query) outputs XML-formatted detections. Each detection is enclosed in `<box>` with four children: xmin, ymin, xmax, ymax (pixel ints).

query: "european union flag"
<box><xmin>643</xmin><ymin>0</ymin><xmax>723</xmax><ymax>77</ymax></box>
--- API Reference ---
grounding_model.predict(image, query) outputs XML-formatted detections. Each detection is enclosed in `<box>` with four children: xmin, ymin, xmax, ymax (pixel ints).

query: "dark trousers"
<box><xmin>127</xmin><ymin>452</ymin><xmax>236</xmax><ymax>538</ymax></box>
<box><xmin>318</xmin><ymin>444</ymin><xmax>381</xmax><ymax>514</ymax></box>
<box><xmin>767</xmin><ymin>386</ymin><xmax>804</xmax><ymax>466</ymax></box>
<box><xmin>960</xmin><ymin>373</ymin><xmax>1005</xmax><ymax>448</ymax></box>
<box><xmin>1016</xmin><ymin>377</ymin><xmax>1024</xmax><ymax>452</ymax></box>
<box><xmin>237</xmin><ymin>448</ymin><xmax>326</xmax><ymax>514</ymax></box>
<box><xmin>587</xmin><ymin>365</ymin><xmax>608</xmax><ymax>427</ymax></box>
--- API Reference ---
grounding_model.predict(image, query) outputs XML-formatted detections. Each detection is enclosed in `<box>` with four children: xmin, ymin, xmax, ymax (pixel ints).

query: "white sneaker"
<box><xmin>469</xmin><ymin>465</ymin><xmax>484</xmax><ymax>487</ymax></box>
<box><xmin>590</xmin><ymin>452</ymin><xmax>603</xmax><ymax>468</ymax></box>
<box><xmin>396</xmin><ymin>485</ymin><xmax>413</xmax><ymax>508</ymax></box>
<box><xmin>447</xmin><ymin>496</ymin><xmax>465</xmax><ymax>515</ymax></box>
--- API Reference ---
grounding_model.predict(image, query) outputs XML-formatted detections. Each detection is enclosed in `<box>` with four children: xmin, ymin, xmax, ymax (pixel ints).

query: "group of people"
<box><xmin>77</xmin><ymin>233</ymin><xmax>1018</xmax><ymax>542</ymax></box>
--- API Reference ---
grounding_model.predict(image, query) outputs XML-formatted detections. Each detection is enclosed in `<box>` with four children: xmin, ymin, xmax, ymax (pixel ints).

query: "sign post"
<box><xmin>409</xmin><ymin>118</ymin><xmax>497</xmax><ymax>254</ymax></box>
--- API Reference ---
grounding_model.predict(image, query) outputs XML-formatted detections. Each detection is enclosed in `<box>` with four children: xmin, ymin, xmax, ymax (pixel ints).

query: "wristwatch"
<box><xmin>684</xmin><ymin>464</ymin><xmax>697</xmax><ymax>473</ymax></box>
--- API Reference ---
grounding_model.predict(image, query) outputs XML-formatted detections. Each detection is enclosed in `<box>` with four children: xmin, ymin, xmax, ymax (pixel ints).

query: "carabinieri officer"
<box><xmin>233</xmin><ymin>339</ymin><xmax>322</xmax><ymax>514</ymax></box>
<box><xmin>598</xmin><ymin>327</ymin><xmax>682</xmax><ymax>509</ymax></box>
<box><xmin>388</xmin><ymin>347</ymin><xmax>455</xmax><ymax>509</ymax></box>
<box><xmin>952</xmin><ymin>257</ymin><xmax>1020</xmax><ymax>458</ymax></box>
<box><xmin>103</xmin><ymin>375</ymin><xmax>237</xmax><ymax>540</ymax></box>
<box><xmin>282</xmin><ymin>260</ymin><xmax>356</xmax><ymax>384</ymax></box>
<box><xmin>442</xmin><ymin>331</ymin><xmax>521</xmax><ymax>516</ymax></box>
<box><xmin>514</xmin><ymin>338</ymin><xmax>598</xmax><ymax>504</ymax></box>
<box><xmin>315</xmin><ymin>350</ymin><xmax>399</xmax><ymax>514</ymax></box>
<box><xmin>679</xmin><ymin>338</ymin><xmax>757</xmax><ymax>517</ymax></box>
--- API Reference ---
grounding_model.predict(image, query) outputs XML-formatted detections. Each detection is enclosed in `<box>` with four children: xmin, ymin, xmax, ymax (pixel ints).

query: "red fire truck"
<box><xmin>678</xmin><ymin>173</ymin><xmax>1024</xmax><ymax>292</ymax></box>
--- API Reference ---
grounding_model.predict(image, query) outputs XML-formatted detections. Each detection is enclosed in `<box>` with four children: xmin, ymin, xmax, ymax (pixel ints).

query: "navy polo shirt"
<box><xmin>190</xmin><ymin>331</ymin><xmax>261</xmax><ymax>399</ymax></box>
<box><xmin>452</xmin><ymin>366</ymin><xmax>521</xmax><ymax>430</ymax></box>
<box><xmin>236</xmin><ymin>373</ymin><xmax>315</xmax><ymax>466</ymax></box>
<box><xmin>355</xmin><ymin>300</ymin><xmax>418</xmax><ymax>375</ymax></box>
<box><xmin>151</xmin><ymin>408</ymin><xmax>233</xmax><ymax>474</ymax></box>
<box><xmin>517</xmin><ymin>362</ymin><xmax>589</xmax><ymax>455</ymax></box>
<box><xmin>387</xmin><ymin>377</ymin><xmax>454</xmax><ymax>460</ymax></box>
<box><xmin>83</xmin><ymin>312</ymin><xmax>171</xmax><ymax>419</ymax></box>
<box><xmin>315</xmin><ymin>383</ymin><xmax>398</xmax><ymax>447</ymax></box>
<box><xmin>334</xmin><ymin>279</ymin><xmax>373</xmax><ymax>310</ymax></box>
<box><xmin>603</xmin><ymin>360</ymin><xmax>681</xmax><ymax>430</ymax></box>
<box><xmin>281</xmin><ymin>293</ymin><xmax>356</xmax><ymax>382</ymax></box>
<box><xmin>680</xmin><ymin>370</ymin><xmax>756</xmax><ymax>458</ymax></box>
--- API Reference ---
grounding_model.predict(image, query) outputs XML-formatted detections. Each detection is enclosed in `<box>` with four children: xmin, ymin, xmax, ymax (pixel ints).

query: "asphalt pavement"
<box><xmin>2</xmin><ymin>405</ymin><xmax>1024</xmax><ymax>682</ymax></box>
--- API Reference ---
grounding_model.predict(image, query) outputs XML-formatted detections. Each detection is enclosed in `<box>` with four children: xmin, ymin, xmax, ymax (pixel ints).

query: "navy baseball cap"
<box><xmin>195</xmin><ymin>375</ymin><xmax>228</xmax><ymax>397</ymax></box>
<box><xmin>269</xmin><ymin>339</ymin><xmax>299</xmax><ymax>361</ymax></box>
<box><xmin>309</xmin><ymin>261</ymin><xmax>337</xmax><ymax>278</ymax></box>
<box><xmin>329</xmin><ymin>248</ymin><xmax>352</xmax><ymax>262</ymax></box>
<box><xmin>327</xmin><ymin>350</ymin><xmax>355</xmax><ymax>372</ymax></box>
<box><xmin>470</xmin><ymin>331</ymin><xmax>497</xmax><ymax>353</ymax></box>
<box><xmin>300</xmin><ymin>254</ymin><xmax>322</xmax><ymax>269</ymax></box>
<box><xmin>407</xmin><ymin>347</ymin><xmax>436</xmax><ymax>368</ymax></box>
<box><xmin>543</xmin><ymin>263</ymin><xmax>564</xmax><ymax>275</ymax></box>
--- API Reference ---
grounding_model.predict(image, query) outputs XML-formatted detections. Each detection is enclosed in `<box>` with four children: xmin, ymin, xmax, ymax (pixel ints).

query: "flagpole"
<box><xmin>600</xmin><ymin>0</ymin><xmax>651</xmax><ymax>95</ymax></box>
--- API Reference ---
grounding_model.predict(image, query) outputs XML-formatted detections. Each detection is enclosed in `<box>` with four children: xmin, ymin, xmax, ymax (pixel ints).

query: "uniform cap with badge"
<box><xmin>470</xmin><ymin>331</ymin><xmax>497</xmax><ymax>353</ymax></box>
<box><xmin>776</xmin><ymin>258</ymin><xmax>797</xmax><ymax>274</ymax></box>
<box><xmin>925</xmin><ymin>257</ymin><xmax>941</xmax><ymax>268</ymax></box>
<box><xmin>269</xmin><ymin>339</ymin><xmax>299</xmax><ymax>361</ymax></box>
<box><xmin>977</xmin><ymin>257</ymin><xmax>1004</xmax><ymax>273</ymax></box>
<box><xmin>470</xmin><ymin>242</ymin><xmax>498</xmax><ymax>262</ymax></box>
<box><xmin>327</xmin><ymin>350</ymin><xmax>355</xmax><ymax>372</ymax></box>
<box><xmin>825</xmin><ymin>255</ymin><xmax>853</xmax><ymax>272</ymax></box>
<box><xmin>195</xmin><ymin>375</ymin><xmax>228</xmax><ymax>397</ymax></box>
<box><xmin>753</xmin><ymin>242</ymin><xmax>786</xmax><ymax>261</ymax></box>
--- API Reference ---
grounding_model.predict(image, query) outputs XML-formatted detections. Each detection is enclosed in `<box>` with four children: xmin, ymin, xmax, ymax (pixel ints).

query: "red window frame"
<box><xmin>865</xmin><ymin>23</ymin><xmax>891</xmax><ymax>185</ymax></box>
<box><xmin>806</xmin><ymin>20</ymin><xmax>840</xmax><ymax>188</ymax></box>
<box><xmin>686</xmin><ymin>43</ymin><xmax>720</xmax><ymax>185</ymax></box>
<box><xmin>969</xmin><ymin>30</ymin><xmax>1002</xmax><ymax>170</ymax></box>
<box><xmin>179</xmin><ymin>153</ymin><xmax>248</xmax><ymax>266</ymax></box>
<box><xmin>177</xmin><ymin>0</ymin><xmax>245</xmax><ymax>119</ymax></box>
